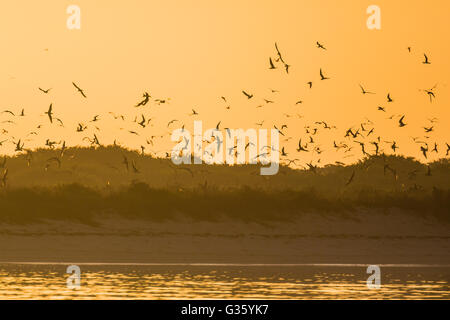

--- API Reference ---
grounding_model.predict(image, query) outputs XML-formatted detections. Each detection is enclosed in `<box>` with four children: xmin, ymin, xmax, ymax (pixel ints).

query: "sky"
<box><xmin>0</xmin><ymin>0</ymin><xmax>448</xmax><ymax>166</ymax></box>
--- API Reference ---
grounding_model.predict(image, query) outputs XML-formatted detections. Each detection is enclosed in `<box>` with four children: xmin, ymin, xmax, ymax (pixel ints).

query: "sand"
<box><xmin>0</xmin><ymin>209</ymin><xmax>449</xmax><ymax>264</ymax></box>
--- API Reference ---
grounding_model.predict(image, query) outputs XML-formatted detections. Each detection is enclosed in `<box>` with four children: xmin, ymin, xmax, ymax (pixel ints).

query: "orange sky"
<box><xmin>0</xmin><ymin>0</ymin><xmax>448</xmax><ymax>165</ymax></box>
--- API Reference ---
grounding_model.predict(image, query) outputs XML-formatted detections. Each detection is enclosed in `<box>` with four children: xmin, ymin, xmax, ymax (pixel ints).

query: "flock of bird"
<box><xmin>0</xmin><ymin>41</ymin><xmax>448</xmax><ymax>188</ymax></box>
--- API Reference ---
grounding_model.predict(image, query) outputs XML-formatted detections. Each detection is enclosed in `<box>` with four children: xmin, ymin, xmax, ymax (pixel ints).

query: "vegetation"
<box><xmin>0</xmin><ymin>146</ymin><xmax>449</xmax><ymax>223</ymax></box>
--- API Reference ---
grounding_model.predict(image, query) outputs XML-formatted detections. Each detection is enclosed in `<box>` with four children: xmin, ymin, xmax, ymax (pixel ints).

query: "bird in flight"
<box><xmin>422</xmin><ymin>54</ymin><xmax>431</xmax><ymax>65</ymax></box>
<box><xmin>39</xmin><ymin>87</ymin><xmax>52</xmax><ymax>94</ymax></box>
<box><xmin>167</xmin><ymin>119</ymin><xmax>178</xmax><ymax>127</ymax></box>
<box><xmin>242</xmin><ymin>90</ymin><xmax>253</xmax><ymax>99</ymax></box>
<box><xmin>72</xmin><ymin>82</ymin><xmax>87</xmax><ymax>98</ymax></box>
<box><xmin>269</xmin><ymin>57</ymin><xmax>276</xmax><ymax>70</ymax></box>
<box><xmin>297</xmin><ymin>139</ymin><xmax>308</xmax><ymax>152</ymax></box>
<box><xmin>391</xmin><ymin>141</ymin><xmax>399</xmax><ymax>152</ymax></box>
<box><xmin>316</xmin><ymin>41</ymin><xmax>326</xmax><ymax>50</ymax></box>
<box><xmin>359</xmin><ymin>84</ymin><xmax>375</xmax><ymax>95</ymax></box>
<box><xmin>45</xmin><ymin>104</ymin><xmax>53</xmax><ymax>123</ymax></box>
<box><xmin>136</xmin><ymin>92</ymin><xmax>151</xmax><ymax>107</ymax></box>
<box><xmin>319</xmin><ymin>69</ymin><xmax>329</xmax><ymax>80</ymax></box>
<box><xmin>274</xmin><ymin>42</ymin><xmax>286</xmax><ymax>64</ymax></box>
<box><xmin>307</xmin><ymin>82</ymin><xmax>313</xmax><ymax>89</ymax></box>
<box><xmin>398</xmin><ymin>115</ymin><xmax>407</xmax><ymax>127</ymax></box>
<box><xmin>421</xmin><ymin>85</ymin><xmax>437</xmax><ymax>103</ymax></box>
<box><xmin>387</xmin><ymin>93</ymin><xmax>393</xmax><ymax>103</ymax></box>
<box><xmin>2</xmin><ymin>110</ymin><xmax>15</xmax><ymax>116</ymax></box>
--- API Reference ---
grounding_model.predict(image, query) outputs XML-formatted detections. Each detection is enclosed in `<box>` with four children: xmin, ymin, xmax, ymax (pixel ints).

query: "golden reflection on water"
<box><xmin>0</xmin><ymin>265</ymin><xmax>449</xmax><ymax>300</ymax></box>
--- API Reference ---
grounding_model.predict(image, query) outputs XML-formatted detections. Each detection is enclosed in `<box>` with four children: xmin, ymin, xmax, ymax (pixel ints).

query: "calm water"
<box><xmin>0</xmin><ymin>263</ymin><xmax>449</xmax><ymax>299</ymax></box>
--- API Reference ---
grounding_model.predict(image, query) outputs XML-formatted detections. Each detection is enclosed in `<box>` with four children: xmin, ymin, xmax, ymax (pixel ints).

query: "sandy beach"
<box><xmin>1</xmin><ymin>209</ymin><xmax>448</xmax><ymax>265</ymax></box>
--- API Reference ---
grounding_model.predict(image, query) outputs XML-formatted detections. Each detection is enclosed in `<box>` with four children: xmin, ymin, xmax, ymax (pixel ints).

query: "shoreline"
<box><xmin>1</xmin><ymin>210</ymin><xmax>449</xmax><ymax>265</ymax></box>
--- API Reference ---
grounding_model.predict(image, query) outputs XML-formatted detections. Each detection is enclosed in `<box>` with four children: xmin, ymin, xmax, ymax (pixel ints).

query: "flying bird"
<box><xmin>242</xmin><ymin>90</ymin><xmax>253</xmax><ymax>99</ymax></box>
<box><xmin>316</xmin><ymin>41</ymin><xmax>326</xmax><ymax>50</ymax></box>
<box><xmin>45</xmin><ymin>104</ymin><xmax>53</xmax><ymax>123</ymax></box>
<box><xmin>269</xmin><ymin>57</ymin><xmax>276</xmax><ymax>69</ymax></box>
<box><xmin>319</xmin><ymin>69</ymin><xmax>329</xmax><ymax>80</ymax></box>
<box><xmin>39</xmin><ymin>87</ymin><xmax>52</xmax><ymax>94</ymax></box>
<box><xmin>72</xmin><ymin>82</ymin><xmax>87</xmax><ymax>98</ymax></box>
<box><xmin>359</xmin><ymin>84</ymin><xmax>375</xmax><ymax>95</ymax></box>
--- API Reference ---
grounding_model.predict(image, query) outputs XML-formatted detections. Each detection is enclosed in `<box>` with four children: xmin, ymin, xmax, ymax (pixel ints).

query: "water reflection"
<box><xmin>0</xmin><ymin>264</ymin><xmax>448</xmax><ymax>299</ymax></box>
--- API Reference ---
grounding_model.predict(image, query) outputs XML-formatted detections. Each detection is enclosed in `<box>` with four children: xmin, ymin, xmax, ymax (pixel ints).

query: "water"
<box><xmin>0</xmin><ymin>263</ymin><xmax>449</xmax><ymax>299</ymax></box>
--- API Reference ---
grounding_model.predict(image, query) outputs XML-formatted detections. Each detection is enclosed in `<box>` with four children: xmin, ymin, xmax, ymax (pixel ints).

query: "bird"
<box><xmin>316</xmin><ymin>41</ymin><xmax>326</xmax><ymax>50</ymax></box>
<box><xmin>307</xmin><ymin>82</ymin><xmax>313</xmax><ymax>89</ymax></box>
<box><xmin>296</xmin><ymin>139</ymin><xmax>308</xmax><ymax>152</ymax></box>
<box><xmin>398</xmin><ymin>115</ymin><xmax>406</xmax><ymax>127</ymax></box>
<box><xmin>138</xmin><ymin>115</ymin><xmax>146</xmax><ymax>128</ymax></box>
<box><xmin>284</xmin><ymin>63</ymin><xmax>290</xmax><ymax>74</ymax></box>
<box><xmin>387</xmin><ymin>93</ymin><xmax>393</xmax><ymax>102</ymax></box>
<box><xmin>446</xmin><ymin>143</ymin><xmax>450</xmax><ymax>156</ymax></box>
<box><xmin>420</xmin><ymin>144</ymin><xmax>428</xmax><ymax>159</ymax></box>
<box><xmin>72</xmin><ymin>82</ymin><xmax>87</xmax><ymax>98</ymax></box>
<box><xmin>359</xmin><ymin>84</ymin><xmax>375</xmax><ymax>94</ymax></box>
<box><xmin>274</xmin><ymin>42</ymin><xmax>286</xmax><ymax>64</ymax></box>
<box><xmin>167</xmin><ymin>119</ymin><xmax>178</xmax><ymax>127</ymax></box>
<box><xmin>422</xmin><ymin>85</ymin><xmax>437</xmax><ymax>102</ymax></box>
<box><xmin>136</xmin><ymin>92</ymin><xmax>151</xmax><ymax>107</ymax></box>
<box><xmin>38</xmin><ymin>87</ymin><xmax>52</xmax><ymax>94</ymax></box>
<box><xmin>45</xmin><ymin>104</ymin><xmax>53</xmax><ymax>123</ymax></box>
<box><xmin>391</xmin><ymin>141</ymin><xmax>399</xmax><ymax>152</ymax></box>
<box><xmin>15</xmin><ymin>140</ymin><xmax>24</xmax><ymax>152</ymax></box>
<box><xmin>242</xmin><ymin>90</ymin><xmax>253</xmax><ymax>99</ymax></box>
<box><xmin>273</xmin><ymin>125</ymin><xmax>285</xmax><ymax>136</ymax></box>
<box><xmin>319</xmin><ymin>68</ymin><xmax>329</xmax><ymax>80</ymax></box>
<box><xmin>269</xmin><ymin>57</ymin><xmax>276</xmax><ymax>69</ymax></box>
<box><xmin>2</xmin><ymin>110</ymin><xmax>15</xmax><ymax>116</ymax></box>
<box><xmin>422</xmin><ymin>54</ymin><xmax>431</xmax><ymax>65</ymax></box>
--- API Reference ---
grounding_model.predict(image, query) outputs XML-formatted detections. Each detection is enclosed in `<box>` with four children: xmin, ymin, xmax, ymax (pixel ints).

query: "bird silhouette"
<box><xmin>39</xmin><ymin>87</ymin><xmax>52</xmax><ymax>94</ymax></box>
<box><xmin>316</xmin><ymin>41</ymin><xmax>326</xmax><ymax>50</ymax></box>
<box><xmin>359</xmin><ymin>84</ymin><xmax>375</xmax><ymax>95</ymax></box>
<box><xmin>387</xmin><ymin>93</ymin><xmax>393</xmax><ymax>103</ymax></box>
<box><xmin>319</xmin><ymin>68</ymin><xmax>329</xmax><ymax>80</ymax></box>
<box><xmin>72</xmin><ymin>82</ymin><xmax>87</xmax><ymax>98</ymax></box>
<box><xmin>44</xmin><ymin>104</ymin><xmax>53</xmax><ymax>124</ymax></box>
<box><xmin>269</xmin><ymin>57</ymin><xmax>276</xmax><ymax>69</ymax></box>
<box><xmin>242</xmin><ymin>90</ymin><xmax>253</xmax><ymax>99</ymax></box>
